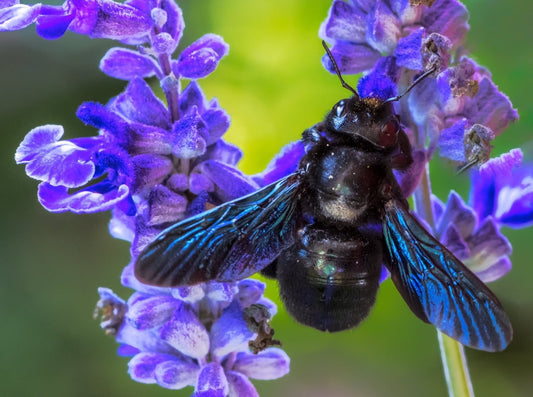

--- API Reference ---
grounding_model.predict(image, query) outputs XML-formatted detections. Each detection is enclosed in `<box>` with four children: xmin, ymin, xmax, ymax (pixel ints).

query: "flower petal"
<box><xmin>176</xmin><ymin>34</ymin><xmax>229</xmax><ymax>79</ymax></box>
<box><xmin>100</xmin><ymin>48</ymin><xmax>159</xmax><ymax>80</ymax></box>
<box><xmin>194</xmin><ymin>362</ymin><xmax>229</xmax><ymax>397</ymax></box>
<box><xmin>171</xmin><ymin>285</ymin><xmax>206</xmax><ymax>303</ymax></box>
<box><xmin>38</xmin><ymin>182</ymin><xmax>130</xmax><ymax>213</ymax></box>
<box><xmin>465</xmin><ymin>218</ymin><xmax>512</xmax><ymax>282</ymax></box>
<box><xmin>111</xmin><ymin>77</ymin><xmax>171</xmax><ymax>129</ymax></box>
<box><xmin>35</xmin><ymin>8</ymin><xmax>75</xmax><ymax>40</ymax></box>
<box><xmin>198</xmin><ymin>160</ymin><xmax>259</xmax><ymax>202</ymax></box>
<box><xmin>159</xmin><ymin>0</ymin><xmax>184</xmax><ymax>51</ymax></box>
<box><xmin>128</xmin><ymin>352</ymin><xmax>174</xmax><ymax>384</ymax></box>
<box><xmin>226</xmin><ymin>371</ymin><xmax>259</xmax><ymax>397</ymax></box>
<box><xmin>15</xmin><ymin>125</ymin><xmax>96</xmax><ymax>187</ymax></box>
<box><xmin>319</xmin><ymin>0</ymin><xmax>367</xmax><ymax>43</ymax></box>
<box><xmin>438</xmin><ymin>119</ymin><xmax>467</xmax><ymax>162</ymax></box>
<box><xmin>118</xmin><ymin>324</ymin><xmax>175</xmax><ymax>355</ymax></box>
<box><xmin>233</xmin><ymin>348</ymin><xmax>290</xmax><ymax>380</ymax></box>
<box><xmin>109</xmin><ymin>207</ymin><xmax>136</xmax><ymax>241</ymax></box>
<box><xmin>180</xmin><ymin>81</ymin><xmax>207</xmax><ymax>115</ymax></box>
<box><xmin>203</xmin><ymin>107</ymin><xmax>231</xmax><ymax>145</ymax></box>
<box><xmin>0</xmin><ymin>3</ymin><xmax>41</xmax><ymax>31</ymax></box>
<box><xmin>365</xmin><ymin>1</ymin><xmax>401</xmax><ymax>54</ymax></box>
<box><xmin>202</xmin><ymin>140</ymin><xmax>242</xmax><ymax>167</ymax></box>
<box><xmin>421</xmin><ymin>0</ymin><xmax>469</xmax><ymax>44</ymax></box>
<box><xmin>69</xmin><ymin>0</ymin><xmax>153</xmax><ymax>40</ymax></box>
<box><xmin>131</xmin><ymin>154</ymin><xmax>173</xmax><ymax>193</ymax></box>
<box><xmin>236</xmin><ymin>279</ymin><xmax>266</xmax><ymax>308</ymax></box>
<box><xmin>154</xmin><ymin>359</ymin><xmax>200</xmax><ymax>390</ymax></box>
<box><xmin>394</xmin><ymin>27</ymin><xmax>424</xmax><ymax>71</ymax></box>
<box><xmin>207</xmin><ymin>283</ymin><xmax>239</xmax><ymax>305</ymax></box>
<box><xmin>463</xmin><ymin>77</ymin><xmax>519</xmax><ymax>136</ymax></box>
<box><xmin>126</xmin><ymin>295</ymin><xmax>178</xmax><ymax>330</ymax></box>
<box><xmin>210</xmin><ymin>302</ymin><xmax>253</xmax><ymax>359</ymax></box>
<box><xmin>252</xmin><ymin>141</ymin><xmax>304</xmax><ymax>187</ymax></box>
<box><xmin>436</xmin><ymin>191</ymin><xmax>477</xmax><ymax>238</ymax></box>
<box><xmin>321</xmin><ymin>41</ymin><xmax>381</xmax><ymax>74</ymax></box>
<box><xmin>147</xmin><ymin>184</ymin><xmax>188</xmax><ymax>225</ymax></box>
<box><xmin>160</xmin><ymin>305</ymin><xmax>210</xmax><ymax>359</ymax></box>
<box><xmin>171</xmin><ymin>108</ymin><xmax>208</xmax><ymax>159</ymax></box>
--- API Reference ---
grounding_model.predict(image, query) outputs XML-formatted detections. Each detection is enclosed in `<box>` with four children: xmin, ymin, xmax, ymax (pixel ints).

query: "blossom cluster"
<box><xmin>8</xmin><ymin>0</ymin><xmax>290</xmax><ymax>395</ymax></box>
<box><xmin>320</xmin><ymin>0</ymin><xmax>531</xmax><ymax>280</ymax></box>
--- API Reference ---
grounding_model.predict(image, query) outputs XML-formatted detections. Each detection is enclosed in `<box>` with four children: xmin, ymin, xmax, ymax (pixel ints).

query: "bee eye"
<box><xmin>379</xmin><ymin>119</ymin><xmax>400</xmax><ymax>146</ymax></box>
<box><xmin>335</xmin><ymin>101</ymin><xmax>346</xmax><ymax>117</ymax></box>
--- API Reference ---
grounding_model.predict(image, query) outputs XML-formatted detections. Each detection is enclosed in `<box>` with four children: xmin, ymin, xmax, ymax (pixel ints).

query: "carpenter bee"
<box><xmin>135</xmin><ymin>42</ymin><xmax>512</xmax><ymax>352</ymax></box>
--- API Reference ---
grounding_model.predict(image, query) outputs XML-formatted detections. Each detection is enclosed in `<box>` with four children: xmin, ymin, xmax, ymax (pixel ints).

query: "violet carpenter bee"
<box><xmin>135</xmin><ymin>42</ymin><xmax>512</xmax><ymax>352</ymax></box>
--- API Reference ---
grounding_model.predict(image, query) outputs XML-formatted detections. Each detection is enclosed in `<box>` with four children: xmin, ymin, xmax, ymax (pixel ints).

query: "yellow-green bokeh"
<box><xmin>1</xmin><ymin>1</ymin><xmax>532</xmax><ymax>396</ymax></box>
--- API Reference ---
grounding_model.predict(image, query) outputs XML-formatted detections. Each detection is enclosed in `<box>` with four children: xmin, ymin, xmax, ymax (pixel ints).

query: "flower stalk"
<box><xmin>413</xmin><ymin>162</ymin><xmax>474</xmax><ymax>397</ymax></box>
<box><xmin>438</xmin><ymin>332</ymin><xmax>475</xmax><ymax>397</ymax></box>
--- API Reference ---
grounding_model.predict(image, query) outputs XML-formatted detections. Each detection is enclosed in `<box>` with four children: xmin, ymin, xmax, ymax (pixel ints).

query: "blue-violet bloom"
<box><xmin>13</xmin><ymin>0</ymin><xmax>291</xmax><ymax>394</ymax></box>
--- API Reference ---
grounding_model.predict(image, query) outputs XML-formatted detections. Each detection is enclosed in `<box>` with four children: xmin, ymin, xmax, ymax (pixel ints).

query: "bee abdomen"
<box><xmin>276</xmin><ymin>225</ymin><xmax>383</xmax><ymax>332</ymax></box>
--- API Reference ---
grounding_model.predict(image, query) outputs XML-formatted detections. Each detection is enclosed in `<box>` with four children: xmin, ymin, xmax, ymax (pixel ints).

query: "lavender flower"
<box><xmin>97</xmin><ymin>280</ymin><xmax>288</xmax><ymax>394</ymax></box>
<box><xmin>13</xmin><ymin>0</ymin><xmax>290</xmax><ymax>394</ymax></box>
<box><xmin>320</xmin><ymin>0</ymin><xmax>519</xmax><ymax>282</ymax></box>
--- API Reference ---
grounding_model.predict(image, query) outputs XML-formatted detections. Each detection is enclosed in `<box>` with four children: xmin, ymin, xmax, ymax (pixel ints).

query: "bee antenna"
<box><xmin>381</xmin><ymin>65</ymin><xmax>437</xmax><ymax>106</ymax></box>
<box><xmin>322</xmin><ymin>40</ymin><xmax>359</xmax><ymax>99</ymax></box>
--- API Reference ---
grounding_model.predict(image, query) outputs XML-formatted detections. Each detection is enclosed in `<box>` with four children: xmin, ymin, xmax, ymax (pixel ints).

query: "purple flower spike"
<box><xmin>320</xmin><ymin>0</ymin><xmax>469</xmax><ymax>77</ymax></box>
<box><xmin>15</xmin><ymin>2</ymin><xmax>291</xmax><ymax>394</ymax></box>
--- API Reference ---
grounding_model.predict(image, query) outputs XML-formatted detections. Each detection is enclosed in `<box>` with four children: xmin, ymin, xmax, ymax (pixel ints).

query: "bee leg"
<box><xmin>391</xmin><ymin>129</ymin><xmax>413</xmax><ymax>170</ymax></box>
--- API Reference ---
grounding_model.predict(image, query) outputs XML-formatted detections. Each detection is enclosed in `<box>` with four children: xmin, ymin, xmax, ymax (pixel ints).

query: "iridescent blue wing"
<box><xmin>382</xmin><ymin>199</ymin><xmax>512</xmax><ymax>352</ymax></box>
<box><xmin>135</xmin><ymin>173</ymin><xmax>302</xmax><ymax>287</ymax></box>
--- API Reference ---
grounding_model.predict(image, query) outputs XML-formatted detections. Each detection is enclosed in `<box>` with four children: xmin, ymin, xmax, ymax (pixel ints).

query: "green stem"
<box><xmin>438</xmin><ymin>332</ymin><xmax>475</xmax><ymax>397</ymax></box>
<box><xmin>412</xmin><ymin>164</ymin><xmax>475</xmax><ymax>397</ymax></box>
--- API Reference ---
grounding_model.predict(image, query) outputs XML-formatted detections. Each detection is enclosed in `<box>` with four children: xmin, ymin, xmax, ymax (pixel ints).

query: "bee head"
<box><xmin>321</xmin><ymin>40</ymin><xmax>435</xmax><ymax>150</ymax></box>
<box><xmin>326</xmin><ymin>95</ymin><xmax>401</xmax><ymax>149</ymax></box>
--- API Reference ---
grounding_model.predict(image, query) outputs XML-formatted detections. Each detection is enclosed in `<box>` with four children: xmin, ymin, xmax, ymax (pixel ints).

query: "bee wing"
<box><xmin>135</xmin><ymin>173</ymin><xmax>302</xmax><ymax>287</ymax></box>
<box><xmin>382</xmin><ymin>199</ymin><xmax>512</xmax><ymax>352</ymax></box>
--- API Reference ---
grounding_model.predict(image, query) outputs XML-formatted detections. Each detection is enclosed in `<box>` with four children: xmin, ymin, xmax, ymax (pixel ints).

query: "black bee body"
<box><xmin>263</xmin><ymin>97</ymin><xmax>409</xmax><ymax>332</ymax></box>
<box><xmin>135</xmin><ymin>48</ymin><xmax>513</xmax><ymax>351</ymax></box>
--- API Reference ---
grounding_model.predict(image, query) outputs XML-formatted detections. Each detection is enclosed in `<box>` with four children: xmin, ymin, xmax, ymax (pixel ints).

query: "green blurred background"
<box><xmin>1</xmin><ymin>1</ymin><xmax>532</xmax><ymax>396</ymax></box>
